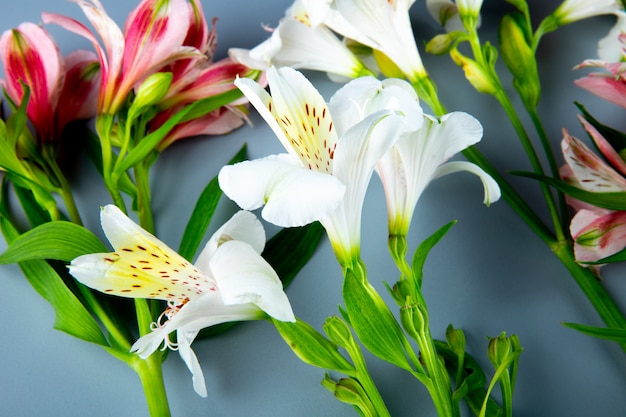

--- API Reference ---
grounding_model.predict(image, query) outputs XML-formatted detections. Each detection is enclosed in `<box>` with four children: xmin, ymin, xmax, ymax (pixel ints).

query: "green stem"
<box><xmin>412</xmin><ymin>291</ymin><xmax>459</xmax><ymax>417</ymax></box>
<box><xmin>526</xmin><ymin>107</ymin><xmax>569</xmax><ymax>232</ymax></box>
<box><xmin>130</xmin><ymin>353</ymin><xmax>171</xmax><ymax>417</ymax></box>
<box><xmin>493</xmin><ymin>88</ymin><xmax>565</xmax><ymax>242</ymax></box>
<box><xmin>552</xmin><ymin>241</ymin><xmax>626</xmax><ymax>351</ymax></box>
<box><xmin>96</xmin><ymin>115</ymin><xmax>126</xmax><ymax>211</ymax></box>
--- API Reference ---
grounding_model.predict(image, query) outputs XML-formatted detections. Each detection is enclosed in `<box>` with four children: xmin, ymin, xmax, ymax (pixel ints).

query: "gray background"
<box><xmin>1</xmin><ymin>0</ymin><xmax>625</xmax><ymax>416</ymax></box>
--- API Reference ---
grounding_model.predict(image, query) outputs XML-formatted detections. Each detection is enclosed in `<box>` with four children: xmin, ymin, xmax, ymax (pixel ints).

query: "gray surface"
<box><xmin>1</xmin><ymin>1</ymin><xmax>626</xmax><ymax>416</ymax></box>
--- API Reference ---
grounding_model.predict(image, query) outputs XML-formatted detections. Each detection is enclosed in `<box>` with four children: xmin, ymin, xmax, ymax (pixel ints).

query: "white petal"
<box><xmin>433</xmin><ymin>161</ymin><xmax>501</xmax><ymax>205</ymax></box>
<box><xmin>272</xmin><ymin>19</ymin><xmax>366</xmax><ymax>79</ymax></box>
<box><xmin>219</xmin><ymin>154</ymin><xmax>346</xmax><ymax>227</ymax></box>
<box><xmin>234</xmin><ymin>75</ymin><xmax>297</xmax><ymax>157</ymax></box>
<box><xmin>176</xmin><ymin>330</ymin><xmax>207</xmax><ymax>397</ymax></box>
<box><xmin>329</xmin><ymin>76</ymin><xmax>422</xmax><ymax>135</ymax></box>
<box><xmin>100</xmin><ymin>204</ymin><xmax>159</xmax><ymax>250</ymax></box>
<box><xmin>131</xmin><ymin>292</ymin><xmax>263</xmax><ymax>358</ymax></box>
<box><xmin>211</xmin><ymin>240</ymin><xmax>295</xmax><ymax>322</ymax></box>
<box><xmin>322</xmin><ymin>111</ymin><xmax>405</xmax><ymax>254</ymax></box>
<box><xmin>195</xmin><ymin>210</ymin><xmax>266</xmax><ymax>272</ymax></box>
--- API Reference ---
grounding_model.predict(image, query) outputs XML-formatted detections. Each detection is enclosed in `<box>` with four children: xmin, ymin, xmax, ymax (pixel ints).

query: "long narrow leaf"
<box><xmin>412</xmin><ymin>220</ymin><xmax>457</xmax><ymax>287</ymax></box>
<box><xmin>178</xmin><ymin>144</ymin><xmax>247</xmax><ymax>261</ymax></box>
<box><xmin>0</xmin><ymin>221</ymin><xmax>107</xmax><ymax>264</ymax></box>
<box><xmin>115</xmin><ymin>89</ymin><xmax>243</xmax><ymax>175</ymax></box>
<box><xmin>563</xmin><ymin>322</ymin><xmax>626</xmax><ymax>343</ymax></box>
<box><xmin>0</xmin><ymin>208</ymin><xmax>108</xmax><ymax>346</ymax></box>
<box><xmin>512</xmin><ymin>171</ymin><xmax>626</xmax><ymax>210</ymax></box>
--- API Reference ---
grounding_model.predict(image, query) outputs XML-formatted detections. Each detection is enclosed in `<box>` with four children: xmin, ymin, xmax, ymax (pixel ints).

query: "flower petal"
<box><xmin>328</xmin><ymin>76</ymin><xmax>422</xmax><ymax>135</ymax></box>
<box><xmin>211</xmin><ymin>240</ymin><xmax>295</xmax><ymax>322</ymax></box>
<box><xmin>176</xmin><ymin>330</ymin><xmax>207</xmax><ymax>397</ymax></box>
<box><xmin>195</xmin><ymin>210</ymin><xmax>266</xmax><ymax>273</ymax></box>
<box><xmin>571</xmin><ymin>208</ymin><xmax>626</xmax><ymax>263</ymax></box>
<box><xmin>69</xmin><ymin>205</ymin><xmax>214</xmax><ymax>302</ymax></box>
<box><xmin>218</xmin><ymin>154</ymin><xmax>346</xmax><ymax>227</ymax></box>
<box><xmin>433</xmin><ymin>161</ymin><xmax>501</xmax><ymax>205</ymax></box>
<box><xmin>561</xmin><ymin>131</ymin><xmax>626</xmax><ymax>192</ymax></box>
<box><xmin>131</xmin><ymin>292</ymin><xmax>262</xmax><ymax>358</ymax></box>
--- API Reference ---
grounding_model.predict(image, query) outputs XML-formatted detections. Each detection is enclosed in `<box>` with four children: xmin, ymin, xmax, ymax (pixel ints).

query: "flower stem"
<box><xmin>551</xmin><ymin>241</ymin><xmax>626</xmax><ymax>351</ymax></box>
<box><xmin>130</xmin><ymin>353</ymin><xmax>171</xmax><ymax>417</ymax></box>
<box><xmin>96</xmin><ymin>114</ymin><xmax>127</xmax><ymax>212</ymax></box>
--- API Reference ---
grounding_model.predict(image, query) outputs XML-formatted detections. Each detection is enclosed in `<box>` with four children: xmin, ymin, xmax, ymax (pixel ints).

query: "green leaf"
<box><xmin>412</xmin><ymin>220</ymin><xmax>456</xmax><ymax>287</ymax></box>
<box><xmin>178</xmin><ymin>144</ymin><xmax>247</xmax><ymax>261</ymax></box>
<box><xmin>563</xmin><ymin>322</ymin><xmax>626</xmax><ymax>343</ymax></box>
<box><xmin>0</xmin><ymin>221</ymin><xmax>107</xmax><ymax>264</ymax></box>
<box><xmin>12</xmin><ymin>184</ymin><xmax>52</xmax><ymax>227</ymax></box>
<box><xmin>512</xmin><ymin>171</ymin><xmax>626</xmax><ymax>210</ymax></box>
<box><xmin>342</xmin><ymin>261</ymin><xmax>413</xmax><ymax>371</ymax></box>
<box><xmin>114</xmin><ymin>89</ymin><xmax>243</xmax><ymax>175</ymax></box>
<box><xmin>0</xmin><ymin>208</ymin><xmax>108</xmax><ymax>346</ymax></box>
<box><xmin>263</xmin><ymin>222</ymin><xmax>325</xmax><ymax>288</ymax></box>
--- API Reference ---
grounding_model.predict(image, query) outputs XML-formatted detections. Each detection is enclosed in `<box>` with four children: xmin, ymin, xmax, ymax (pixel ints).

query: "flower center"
<box><xmin>269</xmin><ymin>99</ymin><xmax>337</xmax><ymax>173</ymax></box>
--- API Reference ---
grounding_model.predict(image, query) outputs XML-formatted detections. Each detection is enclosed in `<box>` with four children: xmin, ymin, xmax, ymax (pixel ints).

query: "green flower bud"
<box><xmin>487</xmin><ymin>332</ymin><xmax>522</xmax><ymax>368</ymax></box>
<box><xmin>499</xmin><ymin>14</ymin><xmax>541</xmax><ymax>108</ymax></box>
<box><xmin>450</xmin><ymin>49</ymin><xmax>497</xmax><ymax>95</ymax></box>
<box><xmin>322</xmin><ymin>375</ymin><xmax>376</xmax><ymax>417</ymax></box>
<box><xmin>133</xmin><ymin>72</ymin><xmax>173</xmax><ymax>110</ymax></box>
<box><xmin>323</xmin><ymin>316</ymin><xmax>354</xmax><ymax>350</ymax></box>
<box><xmin>445</xmin><ymin>324</ymin><xmax>466</xmax><ymax>357</ymax></box>
<box><xmin>273</xmin><ymin>318</ymin><xmax>355</xmax><ymax>374</ymax></box>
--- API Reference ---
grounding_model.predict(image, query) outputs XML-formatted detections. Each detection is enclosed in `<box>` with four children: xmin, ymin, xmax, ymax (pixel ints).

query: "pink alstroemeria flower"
<box><xmin>0</xmin><ymin>22</ymin><xmax>99</xmax><ymax>142</ymax></box>
<box><xmin>151</xmin><ymin>3</ymin><xmax>259</xmax><ymax>150</ymax></box>
<box><xmin>43</xmin><ymin>0</ymin><xmax>201</xmax><ymax>115</ymax></box>
<box><xmin>560</xmin><ymin>116</ymin><xmax>626</xmax><ymax>264</ymax></box>
<box><xmin>574</xmin><ymin>33</ymin><xmax>626</xmax><ymax>109</ymax></box>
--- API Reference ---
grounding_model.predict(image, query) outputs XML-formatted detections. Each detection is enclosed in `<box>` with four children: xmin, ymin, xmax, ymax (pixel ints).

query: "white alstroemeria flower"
<box><xmin>219</xmin><ymin>67</ymin><xmax>407</xmax><ymax>264</ymax></box>
<box><xmin>551</xmin><ymin>0</ymin><xmax>621</xmax><ymax>26</ymax></box>
<box><xmin>68</xmin><ymin>205</ymin><xmax>294</xmax><ymax>397</ymax></box>
<box><xmin>229</xmin><ymin>0</ymin><xmax>372</xmax><ymax>81</ymax></box>
<box><xmin>305</xmin><ymin>0</ymin><xmax>427</xmax><ymax>82</ymax></box>
<box><xmin>377</xmin><ymin>111</ymin><xmax>501</xmax><ymax>236</ymax></box>
<box><xmin>328</xmin><ymin>76</ymin><xmax>499</xmax><ymax>235</ymax></box>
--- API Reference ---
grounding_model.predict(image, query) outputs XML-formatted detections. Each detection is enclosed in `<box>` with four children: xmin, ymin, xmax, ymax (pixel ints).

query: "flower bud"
<box><xmin>450</xmin><ymin>49</ymin><xmax>497</xmax><ymax>95</ymax></box>
<box><xmin>445</xmin><ymin>324</ymin><xmax>466</xmax><ymax>357</ymax></box>
<box><xmin>323</xmin><ymin>316</ymin><xmax>354</xmax><ymax>350</ymax></box>
<box><xmin>499</xmin><ymin>14</ymin><xmax>540</xmax><ymax>108</ymax></box>
<box><xmin>133</xmin><ymin>72</ymin><xmax>173</xmax><ymax>110</ymax></box>
<box><xmin>487</xmin><ymin>332</ymin><xmax>522</xmax><ymax>369</ymax></box>
<box><xmin>322</xmin><ymin>375</ymin><xmax>376</xmax><ymax>416</ymax></box>
<box><xmin>273</xmin><ymin>318</ymin><xmax>355</xmax><ymax>374</ymax></box>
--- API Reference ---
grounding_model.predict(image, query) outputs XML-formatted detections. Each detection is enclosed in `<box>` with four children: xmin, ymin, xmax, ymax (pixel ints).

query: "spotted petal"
<box><xmin>69</xmin><ymin>205</ymin><xmax>214</xmax><ymax>302</ymax></box>
<box><xmin>561</xmin><ymin>131</ymin><xmax>626</xmax><ymax>192</ymax></box>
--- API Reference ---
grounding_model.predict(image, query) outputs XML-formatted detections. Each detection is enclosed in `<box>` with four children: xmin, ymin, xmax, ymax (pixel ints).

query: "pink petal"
<box><xmin>55</xmin><ymin>50</ymin><xmax>100</xmax><ymax>137</ymax></box>
<box><xmin>577</xmin><ymin>114</ymin><xmax>626</xmax><ymax>177</ymax></box>
<box><xmin>0</xmin><ymin>23</ymin><xmax>61</xmax><ymax>141</ymax></box>
<box><xmin>561</xmin><ymin>130</ymin><xmax>626</xmax><ymax>192</ymax></box>
<box><xmin>571</xmin><ymin>208</ymin><xmax>626</xmax><ymax>263</ymax></box>
<box><xmin>119</xmin><ymin>0</ymin><xmax>194</xmax><ymax>102</ymax></box>
<box><xmin>575</xmin><ymin>74</ymin><xmax>626</xmax><ymax>109</ymax></box>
